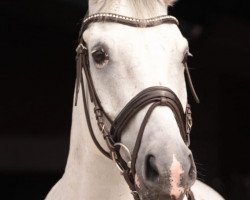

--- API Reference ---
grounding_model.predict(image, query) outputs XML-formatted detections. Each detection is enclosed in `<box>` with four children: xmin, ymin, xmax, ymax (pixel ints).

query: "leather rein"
<box><xmin>75</xmin><ymin>13</ymin><xmax>199</xmax><ymax>200</ymax></box>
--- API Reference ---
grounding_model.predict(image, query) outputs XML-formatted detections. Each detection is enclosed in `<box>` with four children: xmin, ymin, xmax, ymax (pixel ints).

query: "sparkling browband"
<box><xmin>84</xmin><ymin>13</ymin><xmax>179</xmax><ymax>24</ymax></box>
<box><xmin>79</xmin><ymin>13</ymin><xmax>179</xmax><ymax>37</ymax></box>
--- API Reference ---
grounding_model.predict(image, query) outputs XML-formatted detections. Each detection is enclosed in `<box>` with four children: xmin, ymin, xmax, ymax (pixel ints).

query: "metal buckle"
<box><xmin>131</xmin><ymin>190</ymin><xmax>139</xmax><ymax>196</ymax></box>
<box><xmin>111</xmin><ymin>143</ymin><xmax>132</xmax><ymax>173</ymax></box>
<box><xmin>186</xmin><ymin>117</ymin><xmax>193</xmax><ymax>134</ymax></box>
<box><xmin>186</xmin><ymin>104</ymin><xmax>192</xmax><ymax>133</ymax></box>
<box><xmin>186</xmin><ymin>104</ymin><xmax>192</xmax><ymax>146</ymax></box>
<box><xmin>101</xmin><ymin>124</ymin><xmax>106</xmax><ymax>134</ymax></box>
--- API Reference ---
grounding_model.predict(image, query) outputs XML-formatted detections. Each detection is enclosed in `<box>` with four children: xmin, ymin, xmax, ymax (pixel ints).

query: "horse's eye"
<box><xmin>91</xmin><ymin>48</ymin><xmax>109</xmax><ymax>67</ymax></box>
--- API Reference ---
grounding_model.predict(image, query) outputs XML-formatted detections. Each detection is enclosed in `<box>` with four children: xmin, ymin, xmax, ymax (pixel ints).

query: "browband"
<box><xmin>78</xmin><ymin>13</ymin><xmax>179</xmax><ymax>41</ymax></box>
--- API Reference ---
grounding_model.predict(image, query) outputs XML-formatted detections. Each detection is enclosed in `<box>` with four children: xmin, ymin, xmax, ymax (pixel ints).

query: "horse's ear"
<box><xmin>88</xmin><ymin>0</ymin><xmax>105</xmax><ymax>15</ymax></box>
<box><xmin>163</xmin><ymin>0</ymin><xmax>177</xmax><ymax>7</ymax></box>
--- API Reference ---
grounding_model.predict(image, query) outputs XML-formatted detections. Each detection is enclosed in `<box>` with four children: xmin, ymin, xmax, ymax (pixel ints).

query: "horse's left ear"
<box><xmin>163</xmin><ymin>0</ymin><xmax>177</xmax><ymax>7</ymax></box>
<box><xmin>88</xmin><ymin>0</ymin><xmax>105</xmax><ymax>15</ymax></box>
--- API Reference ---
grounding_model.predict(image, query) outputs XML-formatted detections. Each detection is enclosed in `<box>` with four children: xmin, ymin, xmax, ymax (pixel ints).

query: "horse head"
<box><xmin>74</xmin><ymin>0</ymin><xmax>199</xmax><ymax>199</ymax></box>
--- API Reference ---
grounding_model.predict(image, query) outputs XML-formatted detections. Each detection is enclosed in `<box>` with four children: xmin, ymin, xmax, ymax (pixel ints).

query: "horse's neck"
<box><xmin>64</xmin><ymin>87</ymin><xmax>132</xmax><ymax>200</ymax></box>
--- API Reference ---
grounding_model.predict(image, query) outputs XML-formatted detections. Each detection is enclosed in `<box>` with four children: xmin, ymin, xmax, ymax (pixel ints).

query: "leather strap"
<box><xmin>131</xmin><ymin>102</ymin><xmax>160</xmax><ymax>176</ymax></box>
<box><xmin>110</xmin><ymin>87</ymin><xmax>187</xmax><ymax>143</ymax></box>
<box><xmin>76</xmin><ymin>44</ymin><xmax>111</xmax><ymax>159</ymax></box>
<box><xmin>184</xmin><ymin>62</ymin><xmax>200</xmax><ymax>104</ymax></box>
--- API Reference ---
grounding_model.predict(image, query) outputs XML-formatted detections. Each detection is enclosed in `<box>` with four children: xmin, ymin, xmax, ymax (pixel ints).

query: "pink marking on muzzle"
<box><xmin>169</xmin><ymin>155</ymin><xmax>184</xmax><ymax>199</ymax></box>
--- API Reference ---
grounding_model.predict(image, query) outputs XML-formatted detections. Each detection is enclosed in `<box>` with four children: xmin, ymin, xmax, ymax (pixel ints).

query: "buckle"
<box><xmin>111</xmin><ymin>143</ymin><xmax>132</xmax><ymax>173</ymax></box>
<box><xmin>186</xmin><ymin>104</ymin><xmax>192</xmax><ymax>133</ymax></box>
<box><xmin>186</xmin><ymin>104</ymin><xmax>192</xmax><ymax>146</ymax></box>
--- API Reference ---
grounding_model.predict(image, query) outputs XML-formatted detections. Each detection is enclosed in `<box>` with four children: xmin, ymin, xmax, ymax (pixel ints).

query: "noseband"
<box><xmin>75</xmin><ymin>13</ymin><xmax>199</xmax><ymax>200</ymax></box>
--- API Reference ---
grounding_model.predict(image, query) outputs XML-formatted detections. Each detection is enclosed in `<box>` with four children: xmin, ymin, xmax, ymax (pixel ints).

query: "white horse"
<box><xmin>46</xmin><ymin>0</ymin><xmax>224</xmax><ymax>199</ymax></box>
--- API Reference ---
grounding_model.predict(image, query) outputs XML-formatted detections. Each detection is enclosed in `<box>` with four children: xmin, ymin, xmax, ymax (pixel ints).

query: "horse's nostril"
<box><xmin>145</xmin><ymin>155</ymin><xmax>159</xmax><ymax>182</ymax></box>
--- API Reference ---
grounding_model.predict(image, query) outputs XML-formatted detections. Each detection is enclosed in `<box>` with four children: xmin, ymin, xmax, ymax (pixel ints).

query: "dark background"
<box><xmin>0</xmin><ymin>0</ymin><xmax>249</xmax><ymax>199</ymax></box>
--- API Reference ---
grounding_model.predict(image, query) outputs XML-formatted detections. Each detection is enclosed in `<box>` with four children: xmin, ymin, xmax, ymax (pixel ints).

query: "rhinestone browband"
<box><xmin>79</xmin><ymin>13</ymin><xmax>179</xmax><ymax>36</ymax></box>
<box><xmin>84</xmin><ymin>13</ymin><xmax>179</xmax><ymax>24</ymax></box>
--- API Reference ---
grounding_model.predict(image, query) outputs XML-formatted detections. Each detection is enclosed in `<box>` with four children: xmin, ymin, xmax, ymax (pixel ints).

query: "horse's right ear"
<box><xmin>88</xmin><ymin>0</ymin><xmax>105</xmax><ymax>15</ymax></box>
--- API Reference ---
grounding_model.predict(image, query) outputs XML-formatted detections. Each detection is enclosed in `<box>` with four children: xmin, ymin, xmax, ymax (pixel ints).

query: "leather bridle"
<box><xmin>75</xmin><ymin>13</ymin><xmax>199</xmax><ymax>200</ymax></box>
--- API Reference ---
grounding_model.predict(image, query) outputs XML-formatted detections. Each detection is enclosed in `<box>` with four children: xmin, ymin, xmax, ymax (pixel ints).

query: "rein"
<box><xmin>75</xmin><ymin>13</ymin><xmax>199</xmax><ymax>200</ymax></box>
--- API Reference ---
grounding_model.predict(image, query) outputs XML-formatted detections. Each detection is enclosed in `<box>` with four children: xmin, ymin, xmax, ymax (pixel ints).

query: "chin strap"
<box><xmin>183</xmin><ymin>51</ymin><xmax>200</xmax><ymax>104</ymax></box>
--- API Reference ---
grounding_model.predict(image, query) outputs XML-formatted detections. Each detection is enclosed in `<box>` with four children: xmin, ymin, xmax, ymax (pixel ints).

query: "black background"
<box><xmin>0</xmin><ymin>0</ymin><xmax>250</xmax><ymax>199</ymax></box>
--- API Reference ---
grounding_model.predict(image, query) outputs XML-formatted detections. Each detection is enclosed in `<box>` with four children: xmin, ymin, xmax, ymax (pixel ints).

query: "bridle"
<box><xmin>75</xmin><ymin>13</ymin><xmax>199</xmax><ymax>200</ymax></box>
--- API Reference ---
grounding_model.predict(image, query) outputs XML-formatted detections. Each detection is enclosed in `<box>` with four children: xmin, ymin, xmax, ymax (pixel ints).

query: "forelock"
<box><xmin>90</xmin><ymin>0</ymin><xmax>177</xmax><ymax>18</ymax></box>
